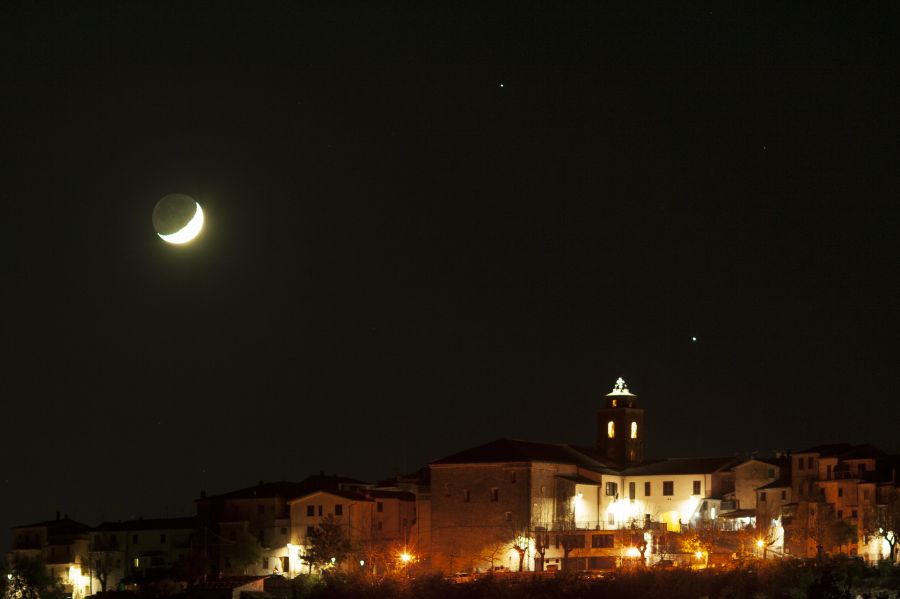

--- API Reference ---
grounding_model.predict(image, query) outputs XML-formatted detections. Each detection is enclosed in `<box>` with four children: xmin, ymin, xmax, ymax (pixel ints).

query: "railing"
<box><xmin>532</xmin><ymin>521</ymin><xmax>667</xmax><ymax>532</ymax></box>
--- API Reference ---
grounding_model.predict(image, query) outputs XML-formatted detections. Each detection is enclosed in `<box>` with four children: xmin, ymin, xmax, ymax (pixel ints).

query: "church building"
<box><xmin>428</xmin><ymin>378</ymin><xmax>738</xmax><ymax>572</ymax></box>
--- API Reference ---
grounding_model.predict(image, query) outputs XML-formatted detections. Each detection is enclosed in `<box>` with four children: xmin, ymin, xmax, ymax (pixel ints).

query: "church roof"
<box><xmin>620</xmin><ymin>456</ymin><xmax>739</xmax><ymax>476</ymax></box>
<box><xmin>431</xmin><ymin>438</ymin><xmax>620</xmax><ymax>473</ymax></box>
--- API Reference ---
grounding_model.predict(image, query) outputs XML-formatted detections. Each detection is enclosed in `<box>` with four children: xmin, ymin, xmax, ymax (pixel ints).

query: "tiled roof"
<box><xmin>620</xmin><ymin>456</ymin><xmax>739</xmax><ymax>476</ymax></box>
<box><xmin>556</xmin><ymin>474</ymin><xmax>602</xmax><ymax>486</ymax></box>
<box><xmin>94</xmin><ymin>517</ymin><xmax>196</xmax><ymax>532</ymax></box>
<box><xmin>365</xmin><ymin>490</ymin><xmax>416</xmax><ymax>501</ymax></box>
<box><xmin>756</xmin><ymin>478</ymin><xmax>791</xmax><ymax>490</ymax></box>
<box><xmin>733</xmin><ymin>457</ymin><xmax>789</xmax><ymax>469</ymax></box>
<box><xmin>200</xmin><ymin>475</ymin><xmax>368</xmax><ymax>502</ymax></box>
<box><xmin>431</xmin><ymin>438</ymin><xmax>619</xmax><ymax>473</ymax></box>
<box><xmin>13</xmin><ymin>517</ymin><xmax>92</xmax><ymax>534</ymax></box>
<box><xmin>793</xmin><ymin>443</ymin><xmax>854</xmax><ymax>456</ymax></box>
<box><xmin>287</xmin><ymin>489</ymin><xmax>372</xmax><ymax>503</ymax></box>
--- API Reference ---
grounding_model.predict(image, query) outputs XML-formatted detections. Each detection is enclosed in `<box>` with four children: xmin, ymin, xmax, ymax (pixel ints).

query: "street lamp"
<box><xmin>399</xmin><ymin>551</ymin><xmax>413</xmax><ymax>578</ymax></box>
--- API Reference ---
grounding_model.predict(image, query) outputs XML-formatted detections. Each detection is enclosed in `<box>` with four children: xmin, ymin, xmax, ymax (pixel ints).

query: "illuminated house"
<box><xmin>781</xmin><ymin>444</ymin><xmax>899</xmax><ymax>562</ymax></box>
<box><xmin>196</xmin><ymin>475</ymin><xmax>368</xmax><ymax>576</ymax></box>
<box><xmin>87</xmin><ymin>517</ymin><xmax>197</xmax><ymax>592</ymax></box>
<box><xmin>428</xmin><ymin>379</ymin><xmax>740</xmax><ymax>572</ymax></box>
<box><xmin>287</xmin><ymin>488</ymin><xmax>416</xmax><ymax>574</ymax></box>
<box><xmin>7</xmin><ymin>514</ymin><xmax>91</xmax><ymax>599</ymax></box>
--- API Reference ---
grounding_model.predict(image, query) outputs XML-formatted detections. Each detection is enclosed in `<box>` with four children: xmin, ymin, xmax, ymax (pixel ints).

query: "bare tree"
<box><xmin>865</xmin><ymin>491</ymin><xmax>900</xmax><ymax>563</ymax></box>
<box><xmin>507</xmin><ymin>515</ymin><xmax>533</xmax><ymax>573</ymax></box>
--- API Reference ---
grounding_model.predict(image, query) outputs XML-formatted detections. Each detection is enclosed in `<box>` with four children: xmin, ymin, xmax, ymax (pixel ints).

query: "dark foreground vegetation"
<box><xmin>287</xmin><ymin>560</ymin><xmax>900</xmax><ymax>599</ymax></box>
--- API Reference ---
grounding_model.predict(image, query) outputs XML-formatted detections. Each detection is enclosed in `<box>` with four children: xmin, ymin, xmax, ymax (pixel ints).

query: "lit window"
<box><xmin>607</xmin><ymin>421</ymin><xmax>615</xmax><ymax>439</ymax></box>
<box><xmin>611</xmin><ymin>399</ymin><xmax>617</xmax><ymax>407</ymax></box>
<box><xmin>630</xmin><ymin>422</ymin><xmax>637</xmax><ymax>439</ymax></box>
<box><xmin>132</xmin><ymin>558</ymin><xmax>139</xmax><ymax>568</ymax></box>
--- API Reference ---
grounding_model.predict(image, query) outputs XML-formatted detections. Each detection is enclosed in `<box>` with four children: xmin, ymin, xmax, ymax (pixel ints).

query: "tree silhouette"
<box><xmin>306</xmin><ymin>515</ymin><xmax>352</xmax><ymax>570</ymax></box>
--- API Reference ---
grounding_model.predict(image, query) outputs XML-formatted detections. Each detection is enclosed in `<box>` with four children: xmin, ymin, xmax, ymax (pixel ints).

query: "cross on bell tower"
<box><xmin>596</xmin><ymin>377</ymin><xmax>644</xmax><ymax>465</ymax></box>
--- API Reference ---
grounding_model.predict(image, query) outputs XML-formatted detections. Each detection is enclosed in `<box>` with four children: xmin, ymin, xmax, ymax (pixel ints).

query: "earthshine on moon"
<box><xmin>152</xmin><ymin>194</ymin><xmax>204</xmax><ymax>244</ymax></box>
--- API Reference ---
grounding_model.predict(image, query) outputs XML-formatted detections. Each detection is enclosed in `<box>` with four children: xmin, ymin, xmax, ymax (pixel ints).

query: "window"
<box><xmin>663</xmin><ymin>481</ymin><xmax>674</xmax><ymax>496</ymax></box>
<box><xmin>781</xmin><ymin>490</ymin><xmax>786</xmax><ymax>500</ymax></box>
<box><xmin>837</xmin><ymin>510</ymin><xmax>843</xmax><ymax>519</ymax></box>
<box><xmin>570</xmin><ymin>535</ymin><xmax>586</xmax><ymax>549</ymax></box>
<box><xmin>592</xmin><ymin>534</ymin><xmax>614</xmax><ymax>548</ymax></box>
<box><xmin>280</xmin><ymin>527</ymin><xmax>287</xmax><ymax>535</ymax></box>
<box><xmin>261</xmin><ymin>558</ymin><xmax>268</xmax><ymax>570</ymax></box>
<box><xmin>306</xmin><ymin>505</ymin><xmax>314</xmax><ymax>516</ymax></box>
<box><xmin>857</xmin><ymin>463</ymin><xmax>865</xmax><ymax>474</ymax></box>
<box><xmin>317</xmin><ymin>505</ymin><xmax>323</xmax><ymax>516</ymax></box>
<box><xmin>607</xmin><ymin>421</ymin><xmax>615</xmax><ymax>439</ymax></box>
<box><xmin>852</xmin><ymin>509</ymin><xmax>858</xmax><ymax>518</ymax></box>
<box><xmin>160</xmin><ymin>534</ymin><xmax>166</xmax><ymax>544</ymax></box>
<box><xmin>807</xmin><ymin>457</ymin><xmax>813</xmax><ymax>469</ymax></box>
<box><xmin>377</xmin><ymin>502</ymin><xmax>384</xmax><ymax>512</ymax></box>
<box><xmin>630</xmin><ymin>421</ymin><xmax>638</xmax><ymax>439</ymax></box>
<box><xmin>463</xmin><ymin>490</ymin><xmax>470</xmax><ymax>503</ymax></box>
<box><xmin>505</xmin><ymin>512</ymin><xmax>512</xmax><ymax>522</ymax></box>
<box><xmin>798</xmin><ymin>458</ymin><xmax>804</xmax><ymax>471</ymax></box>
<box><xmin>864</xmin><ymin>489</ymin><xmax>870</xmax><ymax>500</ymax></box>
<box><xmin>629</xmin><ymin>482</ymin><xmax>636</xmax><ymax>500</ymax></box>
<box><xmin>306</xmin><ymin>526</ymin><xmax>314</xmax><ymax>536</ymax></box>
<box><xmin>132</xmin><ymin>534</ymin><xmax>138</xmax><ymax>545</ymax></box>
<box><xmin>644</xmin><ymin>481</ymin><xmax>651</xmax><ymax>496</ymax></box>
<box><xmin>258</xmin><ymin>504</ymin><xmax>265</xmax><ymax>515</ymax></box>
<box><xmin>491</xmin><ymin>488</ymin><xmax>499</xmax><ymax>502</ymax></box>
<box><xmin>608</xmin><ymin>512</ymin><xmax>615</xmax><ymax>525</ymax></box>
<box><xmin>827</xmin><ymin>465</ymin><xmax>832</xmax><ymax>479</ymax></box>
<box><xmin>334</xmin><ymin>504</ymin><xmax>343</xmax><ymax>516</ymax></box>
<box><xmin>132</xmin><ymin>558</ymin><xmax>139</xmax><ymax>568</ymax></box>
<box><xmin>376</xmin><ymin>521</ymin><xmax>383</xmax><ymax>531</ymax></box>
<box><xmin>510</xmin><ymin>471</ymin><xmax>517</xmax><ymax>484</ymax></box>
<box><xmin>605</xmin><ymin>482</ymin><xmax>618</xmax><ymax>497</ymax></box>
<box><xmin>838</xmin><ymin>488</ymin><xmax>843</xmax><ymax>498</ymax></box>
<box><xmin>692</xmin><ymin>480</ymin><xmax>701</xmax><ymax>495</ymax></box>
<box><xmin>760</xmin><ymin>492</ymin><xmax>767</xmax><ymax>502</ymax></box>
<box><xmin>767</xmin><ymin>468</ymin><xmax>775</xmax><ymax>478</ymax></box>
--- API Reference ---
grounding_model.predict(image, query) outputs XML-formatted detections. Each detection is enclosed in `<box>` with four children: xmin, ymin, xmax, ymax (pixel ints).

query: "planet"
<box><xmin>152</xmin><ymin>194</ymin><xmax>204</xmax><ymax>244</ymax></box>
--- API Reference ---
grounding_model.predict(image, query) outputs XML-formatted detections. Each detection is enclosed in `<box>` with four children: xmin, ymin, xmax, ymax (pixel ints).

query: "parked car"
<box><xmin>446</xmin><ymin>572</ymin><xmax>474</xmax><ymax>583</ymax></box>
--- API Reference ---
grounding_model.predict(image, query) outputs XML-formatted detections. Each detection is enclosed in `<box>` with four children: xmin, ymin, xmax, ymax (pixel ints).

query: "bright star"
<box><xmin>692</xmin><ymin>337</ymin><xmax>698</xmax><ymax>342</ymax></box>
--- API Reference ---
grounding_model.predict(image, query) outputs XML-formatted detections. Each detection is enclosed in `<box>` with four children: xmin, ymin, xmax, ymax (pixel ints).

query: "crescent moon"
<box><xmin>158</xmin><ymin>202</ymin><xmax>204</xmax><ymax>244</ymax></box>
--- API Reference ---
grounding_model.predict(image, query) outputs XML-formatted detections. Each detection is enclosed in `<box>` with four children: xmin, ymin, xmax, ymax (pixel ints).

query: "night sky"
<box><xmin>2</xmin><ymin>3</ymin><xmax>899</xmax><ymax>551</ymax></box>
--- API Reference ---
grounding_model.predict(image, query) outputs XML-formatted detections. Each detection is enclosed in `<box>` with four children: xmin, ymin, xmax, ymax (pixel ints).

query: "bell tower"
<box><xmin>596</xmin><ymin>377</ymin><xmax>644</xmax><ymax>465</ymax></box>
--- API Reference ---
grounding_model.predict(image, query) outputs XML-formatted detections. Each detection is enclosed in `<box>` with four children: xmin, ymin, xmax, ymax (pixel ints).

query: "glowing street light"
<box><xmin>756</xmin><ymin>539</ymin><xmax>765</xmax><ymax>549</ymax></box>
<box><xmin>400</xmin><ymin>552</ymin><xmax>412</xmax><ymax>563</ymax></box>
<box><xmin>695</xmin><ymin>551</ymin><xmax>704</xmax><ymax>560</ymax></box>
